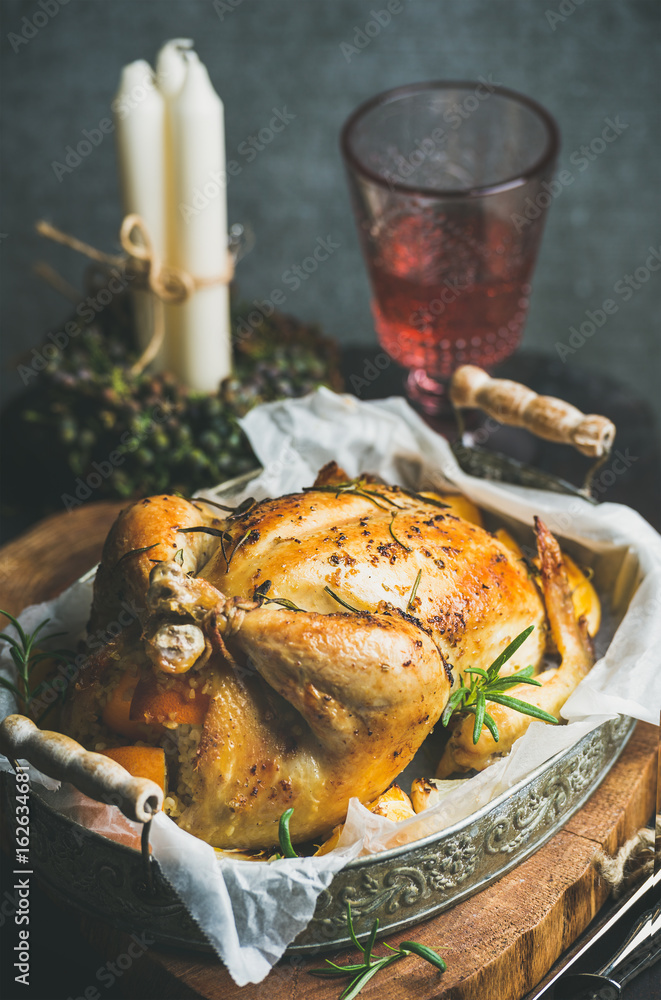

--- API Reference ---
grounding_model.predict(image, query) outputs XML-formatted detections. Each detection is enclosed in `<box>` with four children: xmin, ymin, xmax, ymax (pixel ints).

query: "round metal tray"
<box><xmin>1</xmin><ymin>713</ymin><xmax>635</xmax><ymax>954</ymax></box>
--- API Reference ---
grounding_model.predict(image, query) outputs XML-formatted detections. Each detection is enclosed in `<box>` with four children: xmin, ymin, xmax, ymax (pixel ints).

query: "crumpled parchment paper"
<box><xmin>2</xmin><ymin>388</ymin><xmax>660</xmax><ymax>986</ymax></box>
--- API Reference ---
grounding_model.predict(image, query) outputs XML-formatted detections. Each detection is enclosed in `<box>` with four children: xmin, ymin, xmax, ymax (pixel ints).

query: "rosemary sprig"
<box><xmin>309</xmin><ymin>902</ymin><xmax>446</xmax><ymax>997</ymax></box>
<box><xmin>261</xmin><ymin>597</ymin><xmax>307</xmax><ymax>613</ymax></box>
<box><xmin>398</xmin><ymin>487</ymin><xmax>450</xmax><ymax>511</ymax></box>
<box><xmin>304</xmin><ymin>479</ymin><xmax>400</xmax><ymax>512</ymax></box>
<box><xmin>0</xmin><ymin>610</ymin><xmax>73</xmax><ymax>724</ymax></box>
<box><xmin>324</xmin><ymin>586</ymin><xmax>362</xmax><ymax>614</ymax></box>
<box><xmin>187</xmin><ymin>495</ymin><xmax>257</xmax><ymax>519</ymax></box>
<box><xmin>229</xmin><ymin>496</ymin><xmax>257</xmax><ymax>519</ymax></box>
<box><xmin>278</xmin><ymin>807</ymin><xmax>299</xmax><ymax>858</ymax></box>
<box><xmin>441</xmin><ymin>625</ymin><xmax>559</xmax><ymax>744</ymax></box>
<box><xmin>253</xmin><ymin>581</ymin><xmax>307</xmax><ymax>613</ymax></box>
<box><xmin>115</xmin><ymin>542</ymin><xmax>158</xmax><ymax>566</ymax></box>
<box><xmin>407</xmin><ymin>569</ymin><xmax>422</xmax><ymax>611</ymax></box>
<box><xmin>388</xmin><ymin>511</ymin><xmax>411</xmax><ymax>551</ymax></box>
<box><xmin>227</xmin><ymin>528</ymin><xmax>252</xmax><ymax>567</ymax></box>
<box><xmin>177</xmin><ymin>526</ymin><xmax>228</xmax><ymax>538</ymax></box>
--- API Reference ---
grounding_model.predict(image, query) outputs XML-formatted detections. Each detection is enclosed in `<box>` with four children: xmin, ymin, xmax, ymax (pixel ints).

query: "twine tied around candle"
<box><xmin>35</xmin><ymin>216</ymin><xmax>235</xmax><ymax>374</ymax></box>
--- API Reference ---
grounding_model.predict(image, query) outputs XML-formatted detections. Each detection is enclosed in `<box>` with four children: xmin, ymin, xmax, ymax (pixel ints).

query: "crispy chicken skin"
<box><xmin>64</xmin><ymin>465</ymin><xmax>563</xmax><ymax>849</ymax></box>
<box><xmin>436</xmin><ymin>517</ymin><xmax>595</xmax><ymax>776</ymax></box>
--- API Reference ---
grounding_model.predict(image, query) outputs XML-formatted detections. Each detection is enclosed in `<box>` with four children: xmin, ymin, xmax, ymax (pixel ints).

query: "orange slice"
<box><xmin>129</xmin><ymin>675</ymin><xmax>209</xmax><ymax>727</ymax></box>
<box><xmin>100</xmin><ymin>746</ymin><xmax>166</xmax><ymax>795</ymax></box>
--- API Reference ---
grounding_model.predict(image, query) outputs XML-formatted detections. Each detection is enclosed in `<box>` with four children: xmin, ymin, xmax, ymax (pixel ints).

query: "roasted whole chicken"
<box><xmin>62</xmin><ymin>463</ymin><xmax>595</xmax><ymax>849</ymax></box>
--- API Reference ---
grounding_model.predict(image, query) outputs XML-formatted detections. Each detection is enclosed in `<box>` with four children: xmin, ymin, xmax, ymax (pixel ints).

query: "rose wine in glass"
<box><xmin>341</xmin><ymin>82</ymin><xmax>559</xmax><ymax>415</ymax></box>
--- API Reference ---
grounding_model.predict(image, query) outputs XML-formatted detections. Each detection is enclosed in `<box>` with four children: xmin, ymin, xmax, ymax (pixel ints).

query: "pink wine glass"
<box><xmin>341</xmin><ymin>81</ymin><xmax>559</xmax><ymax>415</ymax></box>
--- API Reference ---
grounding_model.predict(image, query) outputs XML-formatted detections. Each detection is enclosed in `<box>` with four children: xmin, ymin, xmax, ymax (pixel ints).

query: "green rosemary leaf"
<box><xmin>511</xmin><ymin>664</ymin><xmax>535</xmax><ymax>679</ymax></box>
<box><xmin>177</xmin><ymin>526</ymin><xmax>227</xmax><ymax>537</ymax></box>
<box><xmin>0</xmin><ymin>610</ymin><xmax>28</xmax><ymax>648</ymax></box>
<box><xmin>340</xmin><ymin>960</ymin><xmax>402</xmax><ymax>1000</ymax></box>
<box><xmin>440</xmin><ymin>687</ymin><xmax>469</xmax><ymax>727</ymax></box>
<box><xmin>304</xmin><ymin>483</ymin><xmax>391</xmax><ymax>511</ymax></box>
<box><xmin>262</xmin><ymin>597</ymin><xmax>306</xmax><ymax>613</ymax></box>
<box><xmin>398</xmin><ymin>941</ymin><xmax>447</xmax><ymax>971</ymax></box>
<box><xmin>229</xmin><ymin>496</ymin><xmax>257</xmax><ymax>519</ymax></box>
<box><xmin>220</xmin><ymin>530</ymin><xmax>231</xmax><ymax>570</ymax></box>
<box><xmin>278</xmin><ymin>807</ymin><xmax>298</xmax><ymax>858</ymax></box>
<box><xmin>174</xmin><ymin>548</ymin><xmax>184</xmax><ymax>565</ymax></box>
<box><xmin>407</xmin><ymin>569</ymin><xmax>422</xmax><ymax>611</ymax></box>
<box><xmin>364</xmin><ymin>917</ymin><xmax>379</xmax><ymax>965</ymax></box>
<box><xmin>398</xmin><ymin>488</ymin><xmax>451</xmax><ymax>511</ymax></box>
<box><xmin>26</xmin><ymin>641</ymin><xmax>68</xmax><ymax>662</ymax></box>
<box><xmin>484</xmin><ymin>693</ymin><xmax>558</xmax><ymax>725</ymax></box>
<box><xmin>483</xmin><ymin>711</ymin><xmax>500</xmax><ymax>743</ymax></box>
<box><xmin>345</xmin><ymin>902</ymin><xmax>365</xmax><ymax>954</ymax></box>
<box><xmin>472</xmin><ymin>692</ymin><xmax>486</xmax><ymax>745</ymax></box>
<box><xmin>191</xmin><ymin>497</ymin><xmax>236</xmax><ymax>513</ymax></box>
<box><xmin>324</xmin><ymin>586</ymin><xmax>362</xmax><ymax>614</ymax></box>
<box><xmin>0</xmin><ymin>612</ymin><xmax>74</xmax><ymax>718</ymax></box>
<box><xmin>26</xmin><ymin>619</ymin><xmax>55</xmax><ymax>644</ymax></box>
<box><xmin>486</xmin><ymin>625</ymin><xmax>535</xmax><ymax>680</ymax></box>
<box><xmin>0</xmin><ymin>633</ymin><xmax>25</xmax><ymax>654</ymax></box>
<box><xmin>488</xmin><ymin>673</ymin><xmax>542</xmax><ymax>690</ymax></box>
<box><xmin>253</xmin><ymin>580</ymin><xmax>272</xmax><ymax>600</ymax></box>
<box><xmin>227</xmin><ymin>529</ymin><xmax>251</xmax><ymax>566</ymax></box>
<box><xmin>308</xmin><ymin>966</ymin><xmax>359</xmax><ymax>978</ymax></box>
<box><xmin>388</xmin><ymin>512</ymin><xmax>411</xmax><ymax>551</ymax></box>
<box><xmin>464</xmin><ymin>666</ymin><xmax>489</xmax><ymax>680</ymax></box>
<box><xmin>116</xmin><ymin>543</ymin><xmax>158</xmax><ymax>565</ymax></box>
<box><xmin>320</xmin><ymin>960</ymin><xmax>367</xmax><ymax>975</ymax></box>
<box><xmin>359</xmin><ymin>488</ymin><xmax>404</xmax><ymax>509</ymax></box>
<box><xmin>9</xmin><ymin>648</ymin><xmax>24</xmax><ymax>672</ymax></box>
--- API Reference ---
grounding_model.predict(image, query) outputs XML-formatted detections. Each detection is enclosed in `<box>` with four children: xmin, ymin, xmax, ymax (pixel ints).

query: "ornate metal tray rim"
<box><xmin>10</xmin><ymin>713</ymin><xmax>635</xmax><ymax>956</ymax></box>
<box><xmin>342</xmin><ymin>714</ymin><xmax>635</xmax><ymax>872</ymax></box>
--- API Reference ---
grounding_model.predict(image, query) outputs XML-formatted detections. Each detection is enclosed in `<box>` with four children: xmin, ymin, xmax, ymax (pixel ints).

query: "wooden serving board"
<box><xmin>0</xmin><ymin>504</ymin><xmax>657</xmax><ymax>1000</ymax></box>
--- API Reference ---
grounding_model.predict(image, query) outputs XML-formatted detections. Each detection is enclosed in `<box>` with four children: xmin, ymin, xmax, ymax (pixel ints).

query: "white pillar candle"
<box><xmin>167</xmin><ymin>50</ymin><xmax>232</xmax><ymax>393</ymax></box>
<box><xmin>155</xmin><ymin>38</ymin><xmax>192</xmax><ymax>98</ymax></box>
<box><xmin>113</xmin><ymin>60</ymin><xmax>166</xmax><ymax>361</ymax></box>
<box><xmin>154</xmin><ymin>39</ymin><xmax>192</xmax><ymax>374</ymax></box>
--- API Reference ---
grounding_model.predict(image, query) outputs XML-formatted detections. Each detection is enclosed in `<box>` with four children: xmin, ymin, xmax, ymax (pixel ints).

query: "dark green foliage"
<box><xmin>2</xmin><ymin>291</ymin><xmax>342</xmax><ymax>518</ymax></box>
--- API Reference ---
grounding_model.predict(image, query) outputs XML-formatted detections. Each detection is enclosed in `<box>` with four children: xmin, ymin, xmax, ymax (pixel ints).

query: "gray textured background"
<box><xmin>1</xmin><ymin>0</ymin><xmax>659</xmax><ymax>422</ymax></box>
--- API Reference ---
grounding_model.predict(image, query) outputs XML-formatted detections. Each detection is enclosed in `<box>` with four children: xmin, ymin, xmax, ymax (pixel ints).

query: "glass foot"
<box><xmin>405</xmin><ymin>368</ymin><xmax>453</xmax><ymax>417</ymax></box>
